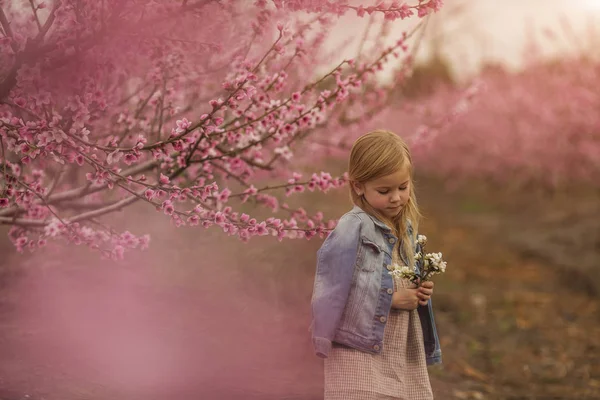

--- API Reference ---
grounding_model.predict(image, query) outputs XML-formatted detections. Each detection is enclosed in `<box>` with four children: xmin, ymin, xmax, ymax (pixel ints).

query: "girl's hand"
<box><xmin>417</xmin><ymin>280</ymin><xmax>434</xmax><ymax>306</ymax></box>
<box><xmin>391</xmin><ymin>287</ymin><xmax>420</xmax><ymax>310</ymax></box>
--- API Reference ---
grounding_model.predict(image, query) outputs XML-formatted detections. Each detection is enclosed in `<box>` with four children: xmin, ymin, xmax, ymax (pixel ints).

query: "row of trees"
<box><xmin>387</xmin><ymin>59</ymin><xmax>600</xmax><ymax>189</ymax></box>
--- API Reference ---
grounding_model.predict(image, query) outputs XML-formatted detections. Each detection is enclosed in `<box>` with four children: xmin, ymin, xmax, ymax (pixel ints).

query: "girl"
<box><xmin>310</xmin><ymin>130</ymin><xmax>442</xmax><ymax>400</ymax></box>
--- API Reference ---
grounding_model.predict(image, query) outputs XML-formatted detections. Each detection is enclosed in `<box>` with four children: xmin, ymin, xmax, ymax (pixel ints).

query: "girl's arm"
<box><xmin>310</xmin><ymin>214</ymin><xmax>361</xmax><ymax>358</ymax></box>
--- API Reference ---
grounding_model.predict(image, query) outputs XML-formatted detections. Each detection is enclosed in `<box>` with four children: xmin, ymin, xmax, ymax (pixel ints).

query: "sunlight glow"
<box><xmin>581</xmin><ymin>0</ymin><xmax>600</xmax><ymax>9</ymax></box>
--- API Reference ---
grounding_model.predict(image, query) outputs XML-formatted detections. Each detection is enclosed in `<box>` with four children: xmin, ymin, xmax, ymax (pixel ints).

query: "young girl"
<box><xmin>310</xmin><ymin>130</ymin><xmax>442</xmax><ymax>400</ymax></box>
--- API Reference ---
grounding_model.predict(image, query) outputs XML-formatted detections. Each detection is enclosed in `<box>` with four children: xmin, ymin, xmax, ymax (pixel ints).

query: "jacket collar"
<box><xmin>350</xmin><ymin>205</ymin><xmax>414</xmax><ymax>236</ymax></box>
<box><xmin>350</xmin><ymin>205</ymin><xmax>392</xmax><ymax>233</ymax></box>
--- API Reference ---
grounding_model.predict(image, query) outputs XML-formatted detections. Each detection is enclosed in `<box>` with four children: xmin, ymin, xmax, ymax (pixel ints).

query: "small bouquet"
<box><xmin>388</xmin><ymin>234</ymin><xmax>447</xmax><ymax>286</ymax></box>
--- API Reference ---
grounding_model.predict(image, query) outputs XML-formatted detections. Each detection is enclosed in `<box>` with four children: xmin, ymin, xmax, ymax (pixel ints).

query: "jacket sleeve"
<box><xmin>310</xmin><ymin>214</ymin><xmax>362</xmax><ymax>358</ymax></box>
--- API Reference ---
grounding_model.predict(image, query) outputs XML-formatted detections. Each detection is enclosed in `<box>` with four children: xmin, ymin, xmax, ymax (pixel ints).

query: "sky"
<box><xmin>430</xmin><ymin>0</ymin><xmax>600</xmax><ymax>75</ymax></box>
<box><xmin>328</xmin><ymin>0</ymin><xmax>600</xmax><ymax>82</ymax></box>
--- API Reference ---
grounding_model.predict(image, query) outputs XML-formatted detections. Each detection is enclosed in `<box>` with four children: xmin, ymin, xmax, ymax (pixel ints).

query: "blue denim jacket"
<box><xmin>310</xmin><ymin>205</ymin><xmax>442</xmax><ymax>366</ymax></box>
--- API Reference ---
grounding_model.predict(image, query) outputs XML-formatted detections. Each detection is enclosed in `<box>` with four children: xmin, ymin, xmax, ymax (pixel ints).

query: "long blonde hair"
<box><xmin>348</xmin><ymin>129</ymin><xmax>422</xmax><ymax>266</ymax></box>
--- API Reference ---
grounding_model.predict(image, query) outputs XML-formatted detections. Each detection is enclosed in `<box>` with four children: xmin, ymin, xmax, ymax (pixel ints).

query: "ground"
<box><xmin>416</xmin><ymin>180</ymin><xmax>600</xmax><ymax>399</ymax></box>
<box><xmin>0</xmin><ymin>177</ymin><xmax>598</xmax><ymax>399</ymax></box>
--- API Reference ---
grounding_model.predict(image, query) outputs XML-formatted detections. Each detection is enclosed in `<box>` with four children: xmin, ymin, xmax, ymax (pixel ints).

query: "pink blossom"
<box><xmin>15</xmin><ymin>236</ymin><xmax>28</xmax><ymax>251</ymax></box>
<box><xmin>139</xmin><ymin>235</ymin><xmax>151</xmax><ymax>250</ymax></box>
<box><xmin>217</xmin><ymin>188</ymin><xmax>231</xmax><ymax>202</ymax></box>
<box><xmin>427</xmin><ymin>0</ymin><xmax>443</xmax><ymax>12</ymax></box>
<box><xmin>399</xmin><ymin>3</ymin><xmax>414</xmax><ymax>18</ymax></box>
<box><xmin>144</xmin><ymin>189</ymin><xmax>155</xmax><ymax>201</ymax></box>
<box><xmin>123</xmin><ymin>152</ymin><xmax>140</xmax><ymax>165</ymax></box>
<box><xmin>214</xmin><ymin>212</ymin><xmax>226</xmax><ymax>225</ymax></box>
<box><xmin>193</xmin><ymin>204</ymin><xmax>205</xmax><ymax>214</ymax></box>
<box><xmin>417</xmin><ymin>5</ymin><xmax>430</xmax><ymax>17</ymax></box>
<box><xmin>112</xmin><ymin>245</ymin><xmax>125</xmax><ymax>260</ymax></box>
<box><xmin>239</xmin><ymin>228</ymin><xmax>250</xmax><ymax>241</ymax></box>
<box><xmin>162</xmin><ymin>200</ymin><xmax>175</xmax><ymax>215</ymax></box>
<box><xmin>242</xmin><ymin>186</ymin><xmax>258</xmax><ymax>203</ymax></box>
<box><xmin>223</xmin><ymin>223</ymin><xmax>237</xmax><ymax>235</ymax></box>
<box><xmin>159</xmin><ymin>174</ymin><xmax>170</xmax><ymax>185</ymax></box>
<box><xmin>173</xmin><ymin>216</ymin><xmax>185</xmax><ymax>228</ymax></box>
<box><xmin>176</xmin><ymin>118</ymin><xmax>192</xmax><ymax>133</ymax></box>
<box><xmin>255</xmin><ymin>222</ymin><xmax>268</xmax><ymax>236</ymax></box>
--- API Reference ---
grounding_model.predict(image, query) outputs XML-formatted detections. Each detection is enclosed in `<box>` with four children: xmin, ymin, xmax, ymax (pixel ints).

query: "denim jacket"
<box><xmin>310</xmin><ymin>205</ymin><xmax>442</xmax><ymax>366</ymax></box>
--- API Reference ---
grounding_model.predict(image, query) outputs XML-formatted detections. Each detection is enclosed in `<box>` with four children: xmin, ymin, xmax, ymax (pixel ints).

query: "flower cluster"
<box><xmin>388</xmin><ymin>234</ymin><xmax>447</xmax><ymax>285</ymax></box>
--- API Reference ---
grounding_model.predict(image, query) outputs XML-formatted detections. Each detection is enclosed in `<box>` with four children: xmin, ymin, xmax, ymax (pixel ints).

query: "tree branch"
<box><xmin>0</xmin><ymin>193</ymin><xmax>140</xmax><ymax>227</ymax></box>
<box><xmin>28</xmin><ymin>0</ymin><xmax>43</xmax><ymax>33</ymax></box>
<box><xmin>0</xmin><ymin>159</ymin><xmax>159</xmax><ymax>217</ymax></box>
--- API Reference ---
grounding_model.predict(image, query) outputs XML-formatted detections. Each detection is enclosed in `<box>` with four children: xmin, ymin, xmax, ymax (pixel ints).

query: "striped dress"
<box><xmin>323</xmin><ymin>245</ymin><xmax>433</xmax><ymax>400</ymax></box>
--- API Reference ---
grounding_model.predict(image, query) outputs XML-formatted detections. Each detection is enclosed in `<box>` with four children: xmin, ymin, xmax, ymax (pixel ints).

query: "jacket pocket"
<box><xmin>358</xmin><ymin>236</ymin><xmax>382</xmax><ymax>272</ymax></box>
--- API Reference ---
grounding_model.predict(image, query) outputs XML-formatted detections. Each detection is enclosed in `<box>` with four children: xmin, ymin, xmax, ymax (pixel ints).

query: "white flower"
<box><xmin>274</xmin><ymin>146</ymin><xmax>293</xmax><ymax>160</ymax></box>
<box><xmin>438</xmin><ymin>261</ymin><xmax>447</xmax><ymax>273</ymax></box>
<box><xmin>418</xmin><ymin>250</ymin><xmax>448</xmax><ymax>279</ymax></box>
<box><xmin>417</xmin><ymin>234</ymin><xmax>427</xmax><ymax>246</ymax></box>
<box><xmin>106</xmin><ymin>149</ymin><xmax>122</xmax><ymax>164</ymax></box>
<box><xmin>44</xmin><ymin>218</ymin><xmax>64</xmax><ymax>237</ymax></box>
<box><xmin>388</xmin><ymin>263</ymin><xmax>416</xmax><ymax>280</ymax></box>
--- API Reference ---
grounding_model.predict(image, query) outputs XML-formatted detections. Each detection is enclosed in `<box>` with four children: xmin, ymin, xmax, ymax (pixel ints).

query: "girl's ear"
<box><xmin>351</xmin><ymin>181</ymin><xmax>364</xmax><ymax>196</ymax></box>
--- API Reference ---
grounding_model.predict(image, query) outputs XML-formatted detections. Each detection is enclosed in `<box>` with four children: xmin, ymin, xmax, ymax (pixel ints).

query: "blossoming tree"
<box><xmin>0</xmin><ymin>0</ymin><xmax>443</xmax><ymax>257</ymax></box>
<box><xmin>394</xmin><ymin>60</ymin><xmax>600</xmax><ymax>189</ymax></box>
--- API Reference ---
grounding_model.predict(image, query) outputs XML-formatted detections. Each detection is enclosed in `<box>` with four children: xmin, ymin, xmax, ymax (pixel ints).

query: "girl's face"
<box><xmin>353</xmin><ymin>167</ymin><xmax>411</xmax><ymax>218</ymax></box>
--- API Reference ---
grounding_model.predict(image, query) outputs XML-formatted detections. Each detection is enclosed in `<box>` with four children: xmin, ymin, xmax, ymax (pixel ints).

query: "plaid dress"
<box><xmin>324</xmin><ymin>247</ymin><xmax>433</xmax><ymax>400</ymax></box>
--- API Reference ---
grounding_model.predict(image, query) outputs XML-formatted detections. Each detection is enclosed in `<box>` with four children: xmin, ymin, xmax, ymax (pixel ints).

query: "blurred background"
<box><xmin>1</xmin><ymin>0</ymin><xmax>599</xmax><ymax>399</ymax></box>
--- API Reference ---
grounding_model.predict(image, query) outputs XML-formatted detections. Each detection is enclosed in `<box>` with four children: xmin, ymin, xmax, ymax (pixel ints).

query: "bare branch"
<box><xmin>65</xmin><ymin>193</ymin><xmax>140</xmax><ymax>224</ymax></box>
<box><xmin>28</xmin><ymin>0</ymin><xmax>43</xmax><ymax>33</ymax></box>
<box><xmin>0</xmin><ymin>7</ymin><xmax>18</xmax><ymax>53</ymax></box>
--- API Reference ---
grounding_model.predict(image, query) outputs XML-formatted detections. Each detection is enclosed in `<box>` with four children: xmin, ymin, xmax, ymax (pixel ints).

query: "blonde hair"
<box><xmin>348</xmin><ymin>129</ymin><xmax>421</xmax><ymax>267</ymax></box>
